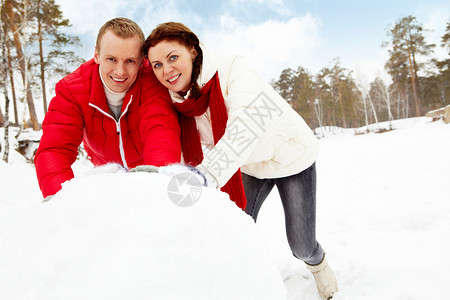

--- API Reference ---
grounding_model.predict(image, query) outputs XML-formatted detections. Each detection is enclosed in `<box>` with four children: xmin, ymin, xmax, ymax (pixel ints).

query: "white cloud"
<box><xmin>136</xmin><ymin>1</ymin><xmax>204</xmax><ymax>36</ymax></box>
<box><xmin>53</xmin><ymin>1</ymin><xmax>320</xmax><ymax>81</ymax></box>
<box><xmin>229</xmin><ymin>0</ymin><xmax>293</xmax><ymax>18</ymax></box>
<box><xmin>201</xmin><ymin>14</ymin><xmax>321</xmax><ymax>81</ymax></box>
<box><xmin>230</xmin><ymin>0</ymin><xmax>284</xmax><ymax>6</ymax></box>
<box><xmin>55</xmin><ymin>0</ymin><xmax>122</xmax><ymax>35</ymax></box>
<box><xmin>54</xmin><ymin>0</ymin><xmax>205</xmax><ymax>60</ymax></box>
<box><xmin>422</xmin><ymin>8</ymin><xmax>450</xmax><ymax>61</ymax></box>
<box><xmin>352</xmin><ymin>47</ymin><xmax>392</xmax><ymax>91</ymax></box>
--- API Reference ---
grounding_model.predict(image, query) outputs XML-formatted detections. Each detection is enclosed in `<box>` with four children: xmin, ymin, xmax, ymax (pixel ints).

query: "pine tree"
<box><xmin>436</xmin><ymin>20</ymin><xmax>450</xmax><ymax>106</ymax></box>
<box><xmin>384</xmin><ymin>15</ymin><xmax>435</xmax><ymax>116</ymax></box>
<box><xmin>385</xmin><ymin>47</ymin><xmax>410</xmax><ymax>118</ymax></box>
<box><xmin>272</xmin><ymin>66</ymin><xmax>322</xmax><ymax>128</ymax></box>
<box><xmin>319</xmin><ymin>59</ymin><xmax>361</xmax><ymax>128</ymax></box>
<box><xmin>291</xmin><ymin>66</ymin><xmax>315</xmax><ymax>126</ymax></box>
<box><xmin>33</xmin><ymin>0</ymin><xmax>82</xmax><ymax>115</ymax></box>
<box><xmin>315</xmin><ymin>69</ymin><xmax>334</xmax><ymax>127</ymax></box>
<box><xmin>272</xmin><ymin>68</ymin><xmax>295</xmax><ymax>105</ymax></box>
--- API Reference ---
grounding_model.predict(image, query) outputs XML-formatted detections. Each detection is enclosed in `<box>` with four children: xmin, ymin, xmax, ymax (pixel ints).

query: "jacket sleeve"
<box><xmin>139</xmin><ymin>68</ymin><xmax>181</xmax><ymax>166</ymax></box>
<box><xmin>197</xmin><ymin>56</ymin><xmax>281</xmax><ymax>187</ymax></box>
<box><xmin>34</xmin><ymin>79</ymin><xmax>84</xmax><ymax>198</ymax></box>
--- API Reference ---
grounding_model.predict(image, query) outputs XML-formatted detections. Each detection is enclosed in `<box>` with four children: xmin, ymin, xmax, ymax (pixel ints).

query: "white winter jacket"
<box><xmin>169</xmin><ymin>47</ymin><xmax>319</xmax><ymax>188</ymax></box>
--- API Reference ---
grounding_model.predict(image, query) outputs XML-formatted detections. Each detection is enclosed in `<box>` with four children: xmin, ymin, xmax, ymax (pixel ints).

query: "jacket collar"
<box><xmin>198</xmin><ymin>44</ymin><xmax>220</xmax><ymax>88</ymax></box>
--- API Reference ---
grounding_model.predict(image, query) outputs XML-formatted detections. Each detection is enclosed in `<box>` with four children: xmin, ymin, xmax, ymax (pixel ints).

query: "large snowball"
<box><xmin>0</xmin><ymin>170</ymin><xmax>286</xmax><ymax>299</ymax></box>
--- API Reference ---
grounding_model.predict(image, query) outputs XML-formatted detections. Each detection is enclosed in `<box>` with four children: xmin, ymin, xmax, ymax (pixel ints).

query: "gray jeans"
<box><xmin>242</xmin><ymin>163</ymin><xmax>324</xmax><ymax>265</ymax></box>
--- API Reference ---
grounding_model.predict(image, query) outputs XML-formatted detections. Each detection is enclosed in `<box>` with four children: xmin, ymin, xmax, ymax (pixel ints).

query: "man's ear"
<box><xmin>94</xmin><ymin>47</ymin><xmax>100</xmax><ymax>64</ymax></box>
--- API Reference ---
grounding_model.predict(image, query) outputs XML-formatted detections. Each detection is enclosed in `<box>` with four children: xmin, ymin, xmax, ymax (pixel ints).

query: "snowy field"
<box><xmin>0</xmin><ymin>116</ymin><xmax>449</xmax><ymax>299</ymax></box>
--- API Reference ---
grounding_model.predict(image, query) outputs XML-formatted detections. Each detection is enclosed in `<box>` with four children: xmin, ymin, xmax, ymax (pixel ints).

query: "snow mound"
<box><xmin>0</xmin><ymin>170</ymin><xmax>286</xmax><ymax>300</ymax></box>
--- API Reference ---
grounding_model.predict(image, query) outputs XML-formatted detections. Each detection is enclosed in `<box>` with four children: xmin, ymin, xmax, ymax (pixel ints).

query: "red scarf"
<box><xmin>173</xmin><ymin>72</ymin><xmax>247</xmax><ymax>209</ymax></box>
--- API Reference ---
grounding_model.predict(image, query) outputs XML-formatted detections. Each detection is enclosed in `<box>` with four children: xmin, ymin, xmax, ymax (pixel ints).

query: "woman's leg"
<box><xmin>241</xmin><ymin>173</ymin><xmax>275</xmax><ymax>222</ymax></box>
<box><xmin>245</xmin><ymin>165</ymin><xmax>337</xmax><ymax>299</ymax></box>
<box><xmin>274</xmin><ymin>163</ymin><xmax>324</xmax><ymax>265</ymax></box>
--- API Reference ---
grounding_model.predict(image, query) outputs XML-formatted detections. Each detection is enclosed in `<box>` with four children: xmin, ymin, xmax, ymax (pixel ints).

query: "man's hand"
<box><xmin>130</xmin><ymin>164</ymin><xmax>209</xmax><ymax>187</ymax></box>
<box><xmin>159</xmin><ymin>164</ymin><xmax>209</xmax><ymax>187</ymax></box>
<box><xmin>129</xmin><ymin>165</ymin><xmax>160</xmax><ymax>173</ymax></box>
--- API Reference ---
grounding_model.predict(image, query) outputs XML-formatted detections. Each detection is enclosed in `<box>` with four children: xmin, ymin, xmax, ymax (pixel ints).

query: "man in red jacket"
<box><xmin>35</xmin><ymin>17</ymin><xmax>181</xmax><ymax>199</ymax></box>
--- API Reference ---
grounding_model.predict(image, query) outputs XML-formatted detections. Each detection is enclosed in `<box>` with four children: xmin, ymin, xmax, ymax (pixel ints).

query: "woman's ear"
<box><xmin>191</xmin><ymin>47</ymin><xmax>198</xmax><ymax>62</ymax></box>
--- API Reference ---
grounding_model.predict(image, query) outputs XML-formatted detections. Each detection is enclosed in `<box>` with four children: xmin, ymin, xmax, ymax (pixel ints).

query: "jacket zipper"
<box><xmin>88</xmin><ymin>95</ymin><xmax>134</xmax><ymax>170</ymax></box>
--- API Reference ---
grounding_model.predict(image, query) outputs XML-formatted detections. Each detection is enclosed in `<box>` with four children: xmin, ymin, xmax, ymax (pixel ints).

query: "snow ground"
<box><xmin>0</xmin><ymin>117</ymin><xmax>449</xmax><ymax>299</ymax></box>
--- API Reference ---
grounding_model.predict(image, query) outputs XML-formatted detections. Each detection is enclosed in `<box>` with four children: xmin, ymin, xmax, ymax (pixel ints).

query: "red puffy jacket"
<box><xmin>35</xmin><ymin>59</ymin><xmax>181</xmax><ymax>197</ymax></box>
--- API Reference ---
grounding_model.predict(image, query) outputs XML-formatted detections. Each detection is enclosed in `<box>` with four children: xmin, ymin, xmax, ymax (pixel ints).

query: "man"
<box><xmin>35</xmin><ymin>17</ymin><xmax>181</xmax><ymax>199</ymax></box>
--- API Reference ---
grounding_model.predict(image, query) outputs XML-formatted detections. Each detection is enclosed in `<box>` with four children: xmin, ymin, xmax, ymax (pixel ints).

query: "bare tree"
<box><xmin>2</xmin><ymin>0</ymin><xmax>11</xmax><ymax>161</ymax></box>
<box><xmin>3</xmin><ymin>0</ymin><xmax>39</xmax><ymax>130</ymax></box>
<box><xmin>370</xmin><ymin>77</ymin><xmax>394</xmax><ymax>128</ymax></box>
<box><xmin>360</xmin><ymin>92</ymin><xmax>370</xmax><ymax>132</ymax></box>
<box><xmin>313</xmin><ymin>98</ymin><xmax>324</xmax><ymax>137</ymax></box>
<box><xmin>6</xmin><ymin>38</ymin><xmax>18</xmax><ymax>125</ymax></box>
<box><xmin>367</xmin><ymin>93</ymin><xmax>380</xmax><ymax>131</ymax></box>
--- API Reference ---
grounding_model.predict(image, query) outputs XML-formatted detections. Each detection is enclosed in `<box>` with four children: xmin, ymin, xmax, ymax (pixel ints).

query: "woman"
<box><xmin>143</xmin><ymin>22</ymin><xmax>338</xmax><ymax>299</ymax></box>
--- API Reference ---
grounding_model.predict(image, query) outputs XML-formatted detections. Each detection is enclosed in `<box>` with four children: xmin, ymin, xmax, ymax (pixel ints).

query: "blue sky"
<box><xmin>55</xmin><ymin>0</ymin><xmax>449</xmax><ymax>87</ymax></box>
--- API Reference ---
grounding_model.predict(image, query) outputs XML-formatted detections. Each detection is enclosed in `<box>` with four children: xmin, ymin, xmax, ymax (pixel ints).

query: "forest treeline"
<box><xmin>0</xmin><ymin>0</ymin><xmax>83</xmax><ymax>131</ymax></box>
<box><xmin>271</xmin><ymin>16</ymin><xmax>450</xmax><ymax>132</ymax></box>
<box><xmin>1</xmin><ymin>1</ymin><xmax>449</xmax><ymax>134</ymax></box>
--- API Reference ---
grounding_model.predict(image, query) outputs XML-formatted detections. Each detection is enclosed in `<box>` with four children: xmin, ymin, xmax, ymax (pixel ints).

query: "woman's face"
<box><xmin>148</xmin><ymin>40</ymin><xmax>198</xmax><ymax>94</ymax></box>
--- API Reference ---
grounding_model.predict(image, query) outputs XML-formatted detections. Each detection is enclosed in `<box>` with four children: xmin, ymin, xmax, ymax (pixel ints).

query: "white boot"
<box><xmin>306</xmin><ymin>255</ymin><xmax>338</xmax><ymax>299</ymax></box>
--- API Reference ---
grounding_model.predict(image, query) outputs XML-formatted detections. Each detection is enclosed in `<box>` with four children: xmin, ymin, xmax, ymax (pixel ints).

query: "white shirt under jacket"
<box><xmin>169</xmin><ymin>46</ymin><xmax>319</xmax><ymax>188</ymax></box>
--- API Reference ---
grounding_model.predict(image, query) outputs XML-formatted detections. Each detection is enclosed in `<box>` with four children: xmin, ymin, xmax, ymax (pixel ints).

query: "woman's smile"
<box><xmin>148</xmin><ymin>40</ymin><xmax>198</xmax><ymax>93</ymax></box>
<box><xmin>167</xmin><ymin>73</ymin><xmax>181</xmax><ymax>84</ymax></box>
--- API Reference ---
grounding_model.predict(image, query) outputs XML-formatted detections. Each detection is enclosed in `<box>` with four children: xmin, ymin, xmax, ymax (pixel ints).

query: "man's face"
<box><xmin>94</xmin><ymin>30</ymin><xmax>143</xmax><ymax>93</ymax></box>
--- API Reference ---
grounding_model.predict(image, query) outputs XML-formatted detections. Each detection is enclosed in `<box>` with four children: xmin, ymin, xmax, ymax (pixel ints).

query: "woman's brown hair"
<box><xmin>144</xmin><ymin>22</ymin><xmax>203</xmax><ymax>99</ymax></box>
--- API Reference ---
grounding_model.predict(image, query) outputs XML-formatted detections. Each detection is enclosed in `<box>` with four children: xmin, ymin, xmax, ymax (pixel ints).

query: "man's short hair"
<box><xmin>96</xmin><ymin>17</ymin><xmax>145</xmax><ymax>52</ymax></box>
